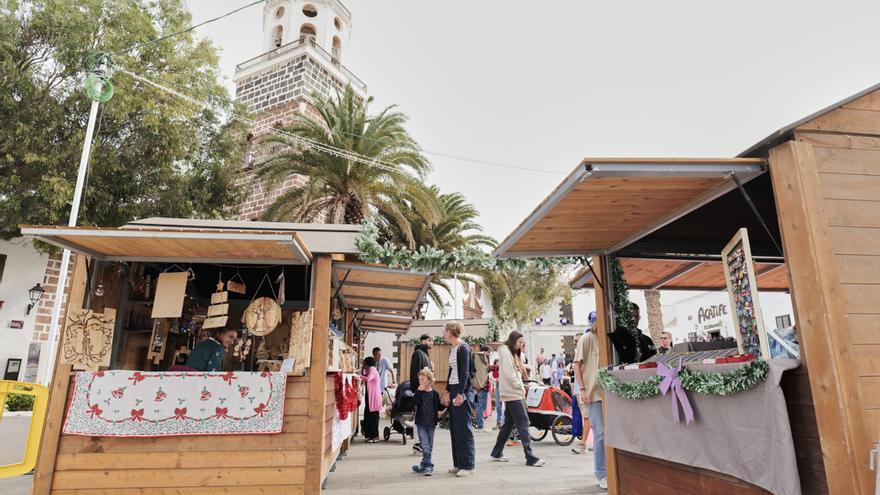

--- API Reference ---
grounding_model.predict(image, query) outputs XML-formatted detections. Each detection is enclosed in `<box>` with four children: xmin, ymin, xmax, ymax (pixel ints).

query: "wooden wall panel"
<box><xmin>769</xmin><ymin>141</ymin><xmax>869</xmax><ymax>494</ymax></box>
<box><xmin>615</xmin><ymin>450</ymin><xmax>770</xmax><ymax>495</ymax></box>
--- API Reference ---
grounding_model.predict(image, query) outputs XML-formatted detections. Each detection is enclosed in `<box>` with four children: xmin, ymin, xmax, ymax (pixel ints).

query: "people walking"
<box><xmin>411</xmin><ymin>368</ymin><xmax>441</xmax><ymax>476</ymax></box>
<box><xmin>574</xmin><ymin>320</ymin><xmax>606</xmax><ymax>489</ymax></box>
<box><xmin>489</xmin><ymin>330</ymin><xmax>545</xmax><ymax>467</ymax></box>
<box><xmin>489</xmin><ymin>358</ymin><xmax>504</xmax><ymax>429</ymax></box>
<box><xmin>373</xmin><ymin>347</ymin><xmax>396</xmax><ymax>392</ymax></box>
<box><xmin>441</xmin><ymin>321</ymin><xmax>476</xmax><ymax>477</ymax></box>
<box><xmin>471</xmin><ymin>343</ymin><xmax>490</xmax><ymax>431</ymax></box>
<box><xmin>360</xmin><ymin>357</ymin><xmax>382</xmax><ymax>443</ymax></box>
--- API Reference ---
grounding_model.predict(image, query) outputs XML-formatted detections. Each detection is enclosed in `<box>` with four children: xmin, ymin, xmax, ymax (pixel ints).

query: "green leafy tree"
<box><xmin>256</xmin><ymin>86</ymin><xmax>435</xmax><ymax>246</ymax></box>
<box><xmin>380</xmin><ymin>185</ymin><xmax>496</xmax><ymax>306</ymax></box>
<box><xmin>0</xmin><ymin>0</ymin><xmax>246</xmax><ymax>239</ymax></box>
<box><xmin>482</xmin><ymin>263</ymin><xmax>571</xmax><ymax>337</ymax></box>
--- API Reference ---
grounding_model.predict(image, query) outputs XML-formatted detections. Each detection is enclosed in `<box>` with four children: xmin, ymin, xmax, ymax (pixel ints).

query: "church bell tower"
<box><xmin>233</xmin><ymin>0</ymin><xmax>367</xmax><ymax>220</ymax></box>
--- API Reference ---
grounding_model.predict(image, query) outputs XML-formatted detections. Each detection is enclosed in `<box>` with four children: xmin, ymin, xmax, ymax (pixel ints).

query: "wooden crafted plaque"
<box><xmin>287</xmin><ymin>309</ymin><xmax>314</xmax><ymax>375</ymax></box>
<box><xmin>62</xmin><ymin>307</ymin><xmax>117</xmax><ymax>371</ymax></box>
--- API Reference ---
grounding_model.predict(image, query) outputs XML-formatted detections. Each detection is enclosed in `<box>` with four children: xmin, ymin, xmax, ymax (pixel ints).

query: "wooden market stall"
<box><xmin>494</xmin><ymin>83</ymin><xmax>880</xmax><ymax>495</ymax></box>
<box><xmin>23</xmin><ymin>218</ymin><xmax>430</xmax><ymax>494</ymax></box>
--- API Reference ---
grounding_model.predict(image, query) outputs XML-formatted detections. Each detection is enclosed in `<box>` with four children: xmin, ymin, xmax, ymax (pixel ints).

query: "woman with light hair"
<box><xmin>440</xmin><ymin>320</ymin><xmax>477</xmax><ymax>477</ymax></box>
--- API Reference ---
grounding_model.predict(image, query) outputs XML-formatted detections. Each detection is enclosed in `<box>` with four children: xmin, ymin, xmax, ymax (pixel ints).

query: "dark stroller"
<box><xmin>383</xmin><ymin>380</ymin><xmax>415</xmax><ymax>444</ymax></box>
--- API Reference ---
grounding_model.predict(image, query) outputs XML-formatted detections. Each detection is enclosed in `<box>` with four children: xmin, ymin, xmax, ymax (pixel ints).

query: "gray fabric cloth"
<box><xmin>604</xmin><ymin>359</ymin><xmax>801</xmax><ymax>495</ymax></box>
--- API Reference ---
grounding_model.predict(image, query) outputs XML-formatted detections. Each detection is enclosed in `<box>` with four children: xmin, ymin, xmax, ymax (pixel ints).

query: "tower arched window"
<box><xmin>272</xmin><ymin>25</ymin><xmax>283</xmax><ymax>48</ymax></box>
<box><xmin>302</xmin><ymin>4</ymin><xmax>317</xmax><ymax>17</ymax></box>
<box><xmin>300</xmin><ymin>23</ymin><xmax>316</xmax><ymax>43</ymax></box>
<box><xmin>332</xmin><ymin>36</ymin><xmax>342</xmax><ymax>63</ymax></box>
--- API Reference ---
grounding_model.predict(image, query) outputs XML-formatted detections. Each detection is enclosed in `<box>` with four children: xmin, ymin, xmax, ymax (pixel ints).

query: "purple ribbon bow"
<box><xmin>656</xmin><ymin>358</ymin><xmax>694</xmax><ymax>425</ymax></box>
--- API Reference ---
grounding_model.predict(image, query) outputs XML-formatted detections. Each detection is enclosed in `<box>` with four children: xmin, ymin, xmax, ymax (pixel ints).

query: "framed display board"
<box><xmin>721</xmin><ymin>228</ymin><xmax>771</xmax><ymax>359</ymax></box>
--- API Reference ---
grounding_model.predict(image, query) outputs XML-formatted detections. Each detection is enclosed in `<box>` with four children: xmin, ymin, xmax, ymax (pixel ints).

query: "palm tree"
<box><xmin>381</xmin><ymin>185</ymin><xmax>497</xmax><ymax>306</ymax></box>
<box><xmin>256</xmin><ymin>86</ymin><xmax>436</xmax><ymax>246</ymax></box>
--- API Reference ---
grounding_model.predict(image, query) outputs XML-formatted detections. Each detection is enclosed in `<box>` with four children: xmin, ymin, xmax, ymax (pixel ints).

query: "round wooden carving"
<box><xmin>244</xmin><ymin>297</ymin><xmax>282</xmax><ymax>336</ymax></box>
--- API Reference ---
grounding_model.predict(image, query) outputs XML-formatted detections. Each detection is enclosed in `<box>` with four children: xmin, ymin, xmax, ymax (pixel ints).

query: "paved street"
<box><xmin>325</xmin><ymin>416</ymin><xmax>606</xmax><ymax>495</ymax></box>
<box><xmin>0</xmin><ymin>413</ymin><xmax>605</xmax><ymax>494</ymax></box>
<box><xmin>0</xmin><ymin>414</ymin><xmax>33</xmax><ymax>495</ymax></box>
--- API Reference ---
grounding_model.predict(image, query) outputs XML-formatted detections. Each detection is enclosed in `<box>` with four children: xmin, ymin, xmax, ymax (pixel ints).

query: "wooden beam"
<box><xmin>32</xmin><ymin>254</ymin><xmax>88</xmax><ymax>495</ymax></box>
<box><xmin>769</xmin><ymin>141</ymin><xmax>870</xmax><ymax>494</ymax></box>
<box><xmin>304</xmin><ymin>254</ymin><xmax>332</xmax><ymax>493</ymax></box>
<box><xmin>649</xmin><ymin>261</ymin><xmax>704</xmax><ymax>290</ymax></box>
<box><xmin>594</xmin><ymin>256</ymin><xmax>619</xmax><ymax>493</ymax></box>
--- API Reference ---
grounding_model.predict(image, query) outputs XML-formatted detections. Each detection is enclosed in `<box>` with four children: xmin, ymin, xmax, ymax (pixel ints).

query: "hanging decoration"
<box><xmin>61</xmin><ymin>307</ymin><xmax>117</xmax><ymax>371</ymax></box>
<box><xmin>204</xmin><ymin>279</ymin><xmax>229</xmax><ymax>330</ymax></box>
<box><xmin>244</xmin><ymin>297</ymin><xmax>282</xmax><ymax>336</ymax></box>
<box><xmin>227</xmin><ymin>270</ymin><xmax>247</xmax><ymax>294</ymax></box>
<box><xmin>356</xmin><ymin>221</ymin><xmax>584</xmax><ymax>274</ymax></box>
<box><xmin>598</xmin><ymin>359</ymin><xmax>769</xmax><ymax>401</ymax></box>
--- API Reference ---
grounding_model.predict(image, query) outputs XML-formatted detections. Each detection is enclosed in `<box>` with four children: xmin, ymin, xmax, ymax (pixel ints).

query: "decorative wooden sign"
<box><xmin>62</xmin><ymin>307</ymin><xmax>117</xmax><ymax>371</ymax></box>
<box><xmin>244</xmin><ymin>297</ymin><xmax>282</xmax><ymax>336</ymax></box>
<box><xmin>227</xmin><ymin>279</ymin><xmax>246</xmax><ymax>294</ymax></box>
<box><xmin>288</xmin><ymin>309</ymin><xmax>314</xmax><ymax>375</ymax></box>
<box><xmin>207</xmin><ymin>303</ymin><xmax>229</xmax><ymax>317</ymax></box>
<box><xmin>211</xmin><ymin>291</ymin><xmax>229</xmax><ymax>304</ymax></box>
<box><xmin>203</xmin><ymin>316</ymin><xmax>228</xmax><ymax>330</ymax></box>
<box><xmin>204</xmin><ymin>289</ymin><xmax>230</xmax><ymax>329</ymax></box>
<box><xmin>722</xmin><ymin>228</ymin><xmax>770</xmax><ymax>359</ymax></box>
<box><xmin>151</xmin><ymin>272</ymin><xmax>188</xmax><ymax>318</ymax></box>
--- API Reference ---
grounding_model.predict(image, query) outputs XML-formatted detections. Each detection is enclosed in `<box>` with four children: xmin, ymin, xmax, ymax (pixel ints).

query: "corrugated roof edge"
<box><xmin>738</xmin><ymin>81</ymin><xmax>880</xmax><ymax>158</ymax></box>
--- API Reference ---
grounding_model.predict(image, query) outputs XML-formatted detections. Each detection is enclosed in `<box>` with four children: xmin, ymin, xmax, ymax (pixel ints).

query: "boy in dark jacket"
<box><xmin>412</xmin><ymin>368</ymin><xmax>441</xmax><ymax>476</ymax></box>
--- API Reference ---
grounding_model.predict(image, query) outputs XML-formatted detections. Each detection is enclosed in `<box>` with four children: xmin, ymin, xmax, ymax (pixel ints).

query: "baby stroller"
<box><xmin>383</xmin><ymin>380</ymin><xmax>415</xmax><ymax>444</ymax></box>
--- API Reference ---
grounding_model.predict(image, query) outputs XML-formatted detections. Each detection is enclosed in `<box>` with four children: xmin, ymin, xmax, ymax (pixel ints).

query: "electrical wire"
<box><xmin>115</xmin><ymin>66</ymin><xmax>406</xmax><ymax>174</ymax></box>
<box><xmin>122</xmin><ymin>66</ymin><xmax>567</xmax><ymax>176</ymax></box>
<box><xmin>111</xmin><ymin>0</ymin><xmax>267</xmax><ymax>56</ymax></box>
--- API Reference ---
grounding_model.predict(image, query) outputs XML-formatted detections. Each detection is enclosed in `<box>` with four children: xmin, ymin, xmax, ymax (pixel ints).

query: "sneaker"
<box><xmin>571</xmin><ymin>443</ymin><xmax>587</xmax><ymax>454</ymax></box>
<box><xmin>423</xmin><ymin>467</ymin><xmax>433</xmax><ymax>476</ymax></box>
<box><xmin>412</xmin><ymin>464</ymin><xmax>425</xmax><ymax>474</ymax></box>
<box><xmin>412</xmin><ymin>443</ymin><xmax>423</xmax><ymax>453</ymax></box>
<box><xmin>447</xmin><ymin>468</ymin><xmax>460</xmax><ymax>474</ymax></box>
<box><xmin>506</xmin><ymin>440</ymin><xmax>520</xmax><ymax>447</ymax></box>
<box><xmin>527</xmin><ymin>459</ymin><xmax>546</xmax><ymax>467</ymax></box>
<box><xmin>488</xmin><ymin>455</ymin><xmax>509</xmax><ymax>462</ymax></box>
<box><xmin>598</xmin><ymin>478</ymin><xmax>608</xmax><ymax>490</ymax></box>
<box><xmin>455</xmin><ymin>469</ymin><xmax>475</xmax><ymax>478</ymax></box>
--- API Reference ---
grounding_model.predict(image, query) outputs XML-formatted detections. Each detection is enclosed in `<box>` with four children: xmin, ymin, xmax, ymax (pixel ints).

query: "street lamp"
<box><xmin>27</xmin><ymin>283</ymin><xmax>45</xmax><ymax>315</ymax></box>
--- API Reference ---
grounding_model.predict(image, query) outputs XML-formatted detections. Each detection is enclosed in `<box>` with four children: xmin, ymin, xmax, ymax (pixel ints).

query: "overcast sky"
<box><xmin>186</xmin><ymin>0</ymin><xmax>880</xmax><ymax>241</ymax></box>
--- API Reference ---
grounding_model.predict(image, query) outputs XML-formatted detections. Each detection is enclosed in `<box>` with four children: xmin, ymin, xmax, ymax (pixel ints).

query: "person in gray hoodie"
<box><xmin>488</xmin><ymin>330</ymin><xmax>545</xmax><ymax>467</ymax></box>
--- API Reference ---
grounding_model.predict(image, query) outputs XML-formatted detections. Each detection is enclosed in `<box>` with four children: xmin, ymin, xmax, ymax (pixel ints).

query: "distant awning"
<box><xmin>494</xmin><ymin>158</ymin><xmax>766</xmax><ymax>258</ymax></box>
<box><xmin>570</xmin><ymin>258</ymin><xmax>789</xmax><ymax>292</ymax></box>
<box><xmin>333</xmin><ymin>262</ymin><xmax>432</xmax><ymax>334</ymax></box>
<box><xmin>20</xmin><ymin>226</ymin><xmax>312</xmax><ymax>264</ymax></box>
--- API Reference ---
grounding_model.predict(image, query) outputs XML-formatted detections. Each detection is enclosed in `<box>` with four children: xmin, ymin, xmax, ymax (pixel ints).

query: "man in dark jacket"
<box><xmin>631</xmin><ymin>303</ymin><xmax>657</xmax><ymax>361</ymax></box>
<box><xmin>409</xmin><ymin>334</ymin><xmax>433</xmax><ymax>454</ymax></box>
<box><xmin>410</xmin><ymin>334</ymin><xmax>433</xmax><ymax>387</ymax></box>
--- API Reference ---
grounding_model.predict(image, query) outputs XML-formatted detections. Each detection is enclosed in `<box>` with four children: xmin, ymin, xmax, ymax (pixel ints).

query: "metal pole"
<box><xmin>40</xmin><ymin>99</ymin><xmax>101</xmax><ymax>385</ymax></box>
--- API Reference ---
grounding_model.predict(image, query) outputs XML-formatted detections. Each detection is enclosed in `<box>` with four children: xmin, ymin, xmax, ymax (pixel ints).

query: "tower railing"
<box><xmin>235</xmin><ymin>36</ymin><xmax>367</xmax><ymax>92</ymax></box>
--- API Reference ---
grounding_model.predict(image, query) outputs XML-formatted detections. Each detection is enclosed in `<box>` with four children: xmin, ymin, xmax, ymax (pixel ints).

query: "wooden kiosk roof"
<box><xmin>493</xmin><ymin>158</ymin><xmax>766</xmax><ymax>258</ymax></box>
<box><xmin>332</xmin><ymin>262</ymin><xmax>432</xmax><ymax>334</ymax></box>
<box><xmin>570</xmin><ymin>258</ymin><xmax>790</xmax><ymax>291</ymax></box>
<box><xmin>20</xmin><ymin>225</ymin><xmax>312</xmax><ymax>264</ymax></box>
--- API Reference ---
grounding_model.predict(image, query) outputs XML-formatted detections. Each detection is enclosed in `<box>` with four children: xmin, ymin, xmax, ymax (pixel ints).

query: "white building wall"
<box><xmin>0</xmin><ymin>240</ymin><xmax>49</xmax><ymax>380</ymax></box>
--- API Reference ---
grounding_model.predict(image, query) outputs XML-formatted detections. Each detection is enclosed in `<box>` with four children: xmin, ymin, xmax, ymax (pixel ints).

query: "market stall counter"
<box><xmin>22</xmin><ymin>219</ymin><xmax>430</xmax><ymax>495</ymax></box>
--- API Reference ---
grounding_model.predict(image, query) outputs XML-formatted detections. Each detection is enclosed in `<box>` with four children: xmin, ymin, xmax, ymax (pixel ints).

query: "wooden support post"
<box><xmin>32</xmin><ymin>254</ymin><xmax>88</xmax><ymax>495</ymax></box>
<box><xmin>304</xmin><ymin>254</ymin><xmax>332</xmax><ymax>493</ymax></box>
<box><xmin>769</xmin><ymin>141</ymin><xmax>870</xmax><ymax>494</ymax></box>
<box><xmin>594</xmin><ymin>255</ymin><xmax>619</xmax><ymax>493</ymax></box>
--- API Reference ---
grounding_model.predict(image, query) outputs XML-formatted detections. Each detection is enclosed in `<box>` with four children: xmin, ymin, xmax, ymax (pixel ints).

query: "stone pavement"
<box><xmin>0</xmin><ymin>414</ymin><xmax>34</xmax><ymax>495</ymax></box>
<box><xmin>325</xmin><ymin>416</ymin><xmax>606</xmax><ymax>495</ymax></box>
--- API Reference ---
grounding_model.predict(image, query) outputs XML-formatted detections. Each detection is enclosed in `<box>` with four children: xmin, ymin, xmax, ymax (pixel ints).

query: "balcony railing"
<box><xmin>235</xmin><ymin>36</ymin><xmax>367</xmax><ymax>92</ymax></box>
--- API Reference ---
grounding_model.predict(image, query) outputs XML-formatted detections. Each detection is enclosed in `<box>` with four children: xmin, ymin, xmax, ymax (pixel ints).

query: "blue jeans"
<box><xmin>587</xmin><ymin>400</ymin><xmax>606</xmax><ymax>480</ymax></box>
<box><xmin>493</xmin><ymin>383</ymin><xmax>504</xmax><ymax>424</ymax></box>
<box><xmin>491</xmin><ymin>399</ymin><xmax>539</xmax><ymax>465</ymax></box>
<box><xmin>417</xmin><ymin>424</ymin><xmax>435</xmax><ymax>468</ymax></box>
<box><xmin>449</xmin><ymin>389</ymin><xmax>475</xmax><ymax>470</ymax></box>
<box><xmin>474</xmin><ymin>388</ymin><xmax>489</xmax><ymax>429</ymax></box>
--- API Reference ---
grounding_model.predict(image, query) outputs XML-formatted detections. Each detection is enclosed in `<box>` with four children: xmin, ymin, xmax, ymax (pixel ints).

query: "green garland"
<box><xmin>356</xmin><ymin>221</ymin><xmax>583</xmax><ymax>274</ymax></box>
<box><xmin>597</xmin><ymin>359</ymin><xmax>769</xmax><ymax>400</ymax></box>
